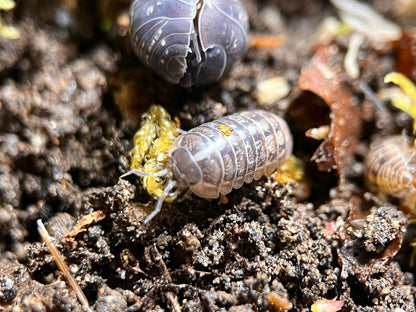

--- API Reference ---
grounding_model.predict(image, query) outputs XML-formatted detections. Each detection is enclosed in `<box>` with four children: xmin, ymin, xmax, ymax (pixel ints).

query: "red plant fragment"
<box><xmin>393</xmin><ymin>32</ymin><xmax>416</xmax><ymax>79</ymax></box>
<box><xmin>298</xmin><ymin>46</ymin><xmax>361</xmax><ymax>181</ymax></box>
<box><xmin>311</xmin><ymin>298</ymin><xmax>345</xmax><ymax>312</ymax></box>
<box><xmin>325</xmin><ymin>220</ymin><xmax>336</xmax><ymax>235</ymax></box>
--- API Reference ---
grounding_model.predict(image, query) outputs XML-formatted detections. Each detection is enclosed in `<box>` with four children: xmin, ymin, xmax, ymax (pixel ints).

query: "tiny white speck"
<box><xmin>148</xmin><ymin>43</ymin><xmax>152</xmax><ymax>53</ymax></box>
<box><xmin>146</xmin><ymin>5</ymin><xmax>154</xmax><ymax>16</ymax></box>
<box><xmin>277</xmin><ymin>132</ymin><xmax>284</xmax><ymax>145</ymax></box>
<box><xmin>161</xmin><ymin>39</ymin><xmax>166</xmax><ymax>46</ymax></box>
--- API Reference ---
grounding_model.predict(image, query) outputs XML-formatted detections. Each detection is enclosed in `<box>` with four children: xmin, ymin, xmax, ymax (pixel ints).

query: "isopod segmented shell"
<box><xmin>129</xmin><ymin>0</ymin><xmax>249</xmax><ymax>87</ymax></box>
<box><xmin>169</xmin><ymin>110</ymin><xmax>293</xmax><ymax>198</ymax></box>
<box><xmin>364</xmin><ymin>135</ymin><xmax>416</xmax><ymax>199</ymax></box>
<box><xmin>122</xmin><ymin>108</ymin><xmax>293</xmax><ymax>224</ymax></box>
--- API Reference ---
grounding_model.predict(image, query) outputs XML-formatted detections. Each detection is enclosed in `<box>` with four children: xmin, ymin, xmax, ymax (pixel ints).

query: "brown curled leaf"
<box><xmin>338</xmin><ymin>233</ymin><xmax>403</xmax><ymax>283</ymax></box>
<box><xmin>298</xmin><ymin>46</ymin><xmax>361</xmax><ymax>180</ymax></box>
<box><xmin>347</xmin><ymin>196</ymin><xmax>368</xmax><ymax>224</ymax></box>
<box><xmin>62</xmin><ymin>210</ymin><xmax>107</xmax><ymax>240</ymax></box>
<box><xmin>339</xmin><ymin>204</ymin><xmax>406</xmax><ymax>282</ymax></box>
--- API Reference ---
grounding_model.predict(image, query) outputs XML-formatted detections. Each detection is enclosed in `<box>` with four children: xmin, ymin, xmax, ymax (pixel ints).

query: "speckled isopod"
<box><xmin>364</xmin><ymin>135</ymin><xmax>416</xmax><ymax>201</ymax></box>
<box><xmin>129</xmin><ymin>0</ymin><xmax>249</xmax><ymax>87</ymax></box>
<box><xmin>123</xmin><ymin>109</ymin><xmax>293</xmax><ymax>223</ymax></box>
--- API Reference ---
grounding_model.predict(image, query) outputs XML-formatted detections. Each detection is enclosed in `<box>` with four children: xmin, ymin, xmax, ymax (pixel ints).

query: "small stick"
<box><xmin>37</xmin><ymin>219</ymin><xmax>93</xmax><ymax>312</ymax></box>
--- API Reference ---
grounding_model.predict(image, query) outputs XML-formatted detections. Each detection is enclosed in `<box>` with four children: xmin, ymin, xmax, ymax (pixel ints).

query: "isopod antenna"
<box><xmin>120</xmin><ymin>168</ymin><xmax>177</xmax><ymax>224</ymax></box>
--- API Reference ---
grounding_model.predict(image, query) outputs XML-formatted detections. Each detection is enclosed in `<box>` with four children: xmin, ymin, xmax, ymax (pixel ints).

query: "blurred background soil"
<box><xmin>0</xmin><ymin>0</ymin><xmax>415</xmax><ymax>311</ymax></box>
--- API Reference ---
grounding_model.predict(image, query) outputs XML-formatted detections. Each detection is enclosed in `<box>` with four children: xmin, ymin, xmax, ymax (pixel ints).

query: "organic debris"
<box><xmin>62</xmin><ymin>210</ymin><xmax>107</xmax><ymax>240</ymax></box>
<box><xmin>339</xmin><ymin>205</ymin><xmax>406</xmax><ymax>282</ymax></box>
<box><xmin>0</xmin><ymin>0</ymin><xmax>18</xmax><ymax>39</ymax></box>
<box><xmin>249</xmin><ymin>34</ymin><xmax>285</xmax><ymax>49</ymax></box>
<box><xmin>298</xmin><ymin>46</ymin><xmax>361</xmax><ymax>181</ymax></box>
<box><xmin>37</xmin><ymin>220</ymin><xmax>92</xmax><ymax>312</ymax></box>
<box><xmin>384</xmin><ymin>72</ymin><xmax>416</xmax><ymax>132</ymax></box>
<box><xmin>311</xmin><ymin>298</ymin><xmax>344</xmax><ymax>312</ymax></box>
<box><xmin>128</xmin><ymin>105</ymin><xmax>179</xmax><ymax>200</ymax></box>
<box><xmin>330</xmin><ymin>0</ymin><xmax>402</xmax><ymax>43</ymax></box>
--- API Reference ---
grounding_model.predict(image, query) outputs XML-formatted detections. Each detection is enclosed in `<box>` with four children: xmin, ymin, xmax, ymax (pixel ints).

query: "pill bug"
<box><xmin>129</xmin><ymin>0</ymin><xmax>249</xmax><ymax>87</ymax></box>
<box><xmin>122</xmin><ymin>109</ymin><xmax>293</xmax><ymax>223</ymax></box>
<box><xmin>364</xmin><ymin>135</ymin><xmax>416</xmax><ymax>200</ymax></box>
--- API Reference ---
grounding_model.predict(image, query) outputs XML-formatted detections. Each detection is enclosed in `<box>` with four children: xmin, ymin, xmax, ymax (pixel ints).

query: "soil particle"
<box><xmin>347</xmin><ymin>205</ymin><xmax>407</xmax><ymax>253</ymax></box>
<box><xmin>0</xmin><ymin>19</ymin><xmax>32</xmax><ymax>74</ymax></box>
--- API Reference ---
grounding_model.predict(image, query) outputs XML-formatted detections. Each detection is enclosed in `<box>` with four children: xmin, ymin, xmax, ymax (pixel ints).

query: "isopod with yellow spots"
<box><xmin>122</xmin><ymin>106</ymin><xmax>293</xmax><ymax>224</ymax></box>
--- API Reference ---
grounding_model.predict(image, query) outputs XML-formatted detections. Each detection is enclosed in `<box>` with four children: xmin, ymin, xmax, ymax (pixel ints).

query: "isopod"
<box><xmin>129</xmin><ymin>0</ymin><xmax>249</xmax><ymax>87</ymax></box>
<box><xmin>364</xmin><ymin>135</ymin><xmax>416</xmax><ymax>203</ymax></box>
<box><xmin>122</xmin><ymin>109</ymin><xmax>293</xmax><ymax>223</ymax></box>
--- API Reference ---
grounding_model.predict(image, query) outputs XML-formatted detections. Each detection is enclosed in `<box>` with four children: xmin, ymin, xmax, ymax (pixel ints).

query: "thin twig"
<box><xmin>37</xmin><ymin>219</ymin><xmax>93</xmax><ymax>312</ymax></box>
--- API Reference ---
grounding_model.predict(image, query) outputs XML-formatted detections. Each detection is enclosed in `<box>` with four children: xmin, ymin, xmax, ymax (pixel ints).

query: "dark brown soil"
<box><xmin>0</xmin><ymin>0</ymin><xmax>415</xmax><ymax>311</ymax></box>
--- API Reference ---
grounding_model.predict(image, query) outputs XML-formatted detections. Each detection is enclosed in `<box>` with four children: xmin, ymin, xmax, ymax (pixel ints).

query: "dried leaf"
<box><xmin>299</xmin><ymin>46</ymin><xmax>361</xmax><ymax>181</ymax></box>
<box><xmin>63</xmin><ymin>210</ymin><xmax>107</xmax><ymax>239</ymax></box>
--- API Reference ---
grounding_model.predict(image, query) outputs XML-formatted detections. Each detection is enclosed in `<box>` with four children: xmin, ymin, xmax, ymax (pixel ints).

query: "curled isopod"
<box><xmin>122</xmin><ymin>109</ymin><xmax>293</xmax><ymax>224</ymax></box>
<box><xmin>129</xmin><ymin>0</ymin><xmax>249</xmax><ymax>87</ymax></box>
<box><xmin>364</xmin><ymin>135</ymin><xmax>416</xmax><ymax>204</ymax></box>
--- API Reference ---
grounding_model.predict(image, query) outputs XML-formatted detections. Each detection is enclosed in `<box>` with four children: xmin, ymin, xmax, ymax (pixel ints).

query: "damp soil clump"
<box><xmin>0</xmin><ymin>0</ymin><xmax>416</xmax><ymax>311</ymax></box>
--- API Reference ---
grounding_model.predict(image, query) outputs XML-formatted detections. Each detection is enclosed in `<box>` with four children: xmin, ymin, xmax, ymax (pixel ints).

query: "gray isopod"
<box><xmin>129</xmin><ymin>0</ymin><xmax>249</xmax><ymax>87</ymax></box>
<box><xmin>122</xmin><ymin>110</ymin><xmax>293</xmax><ymax>224</ymax></box>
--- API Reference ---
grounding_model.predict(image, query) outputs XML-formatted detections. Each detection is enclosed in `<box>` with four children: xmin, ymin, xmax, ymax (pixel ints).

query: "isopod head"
<box><xmin>129</xmin><ymin>0</ymin><xmax>249</xmax><ymax>87</ymax></box>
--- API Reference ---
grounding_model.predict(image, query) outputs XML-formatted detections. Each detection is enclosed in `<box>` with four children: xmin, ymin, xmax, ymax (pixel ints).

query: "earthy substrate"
<box><xmin>0</xmin><ymin>0</ymin><xmax>415</xmax><ymax>311</ymax></box>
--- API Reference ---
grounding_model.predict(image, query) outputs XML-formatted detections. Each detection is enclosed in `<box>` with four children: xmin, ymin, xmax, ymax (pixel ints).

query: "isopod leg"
<box><xmin>143</xmin><ymin>180</ymin><xmax>177</xmax><ymax>224</ymax></box>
